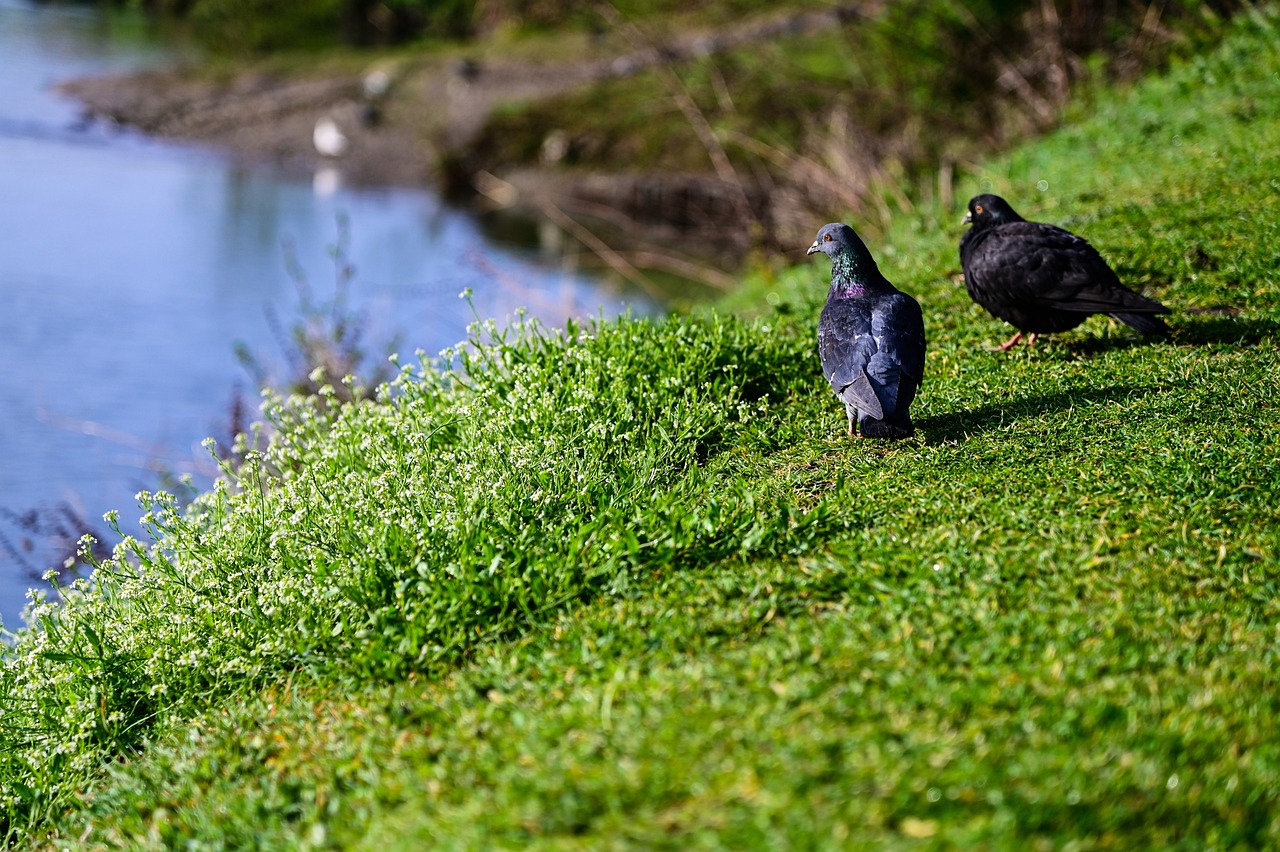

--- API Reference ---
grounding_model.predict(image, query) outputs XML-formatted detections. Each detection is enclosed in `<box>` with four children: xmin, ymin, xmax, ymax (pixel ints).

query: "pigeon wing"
<box><xmin>963</xmin><ymin>223</ymin><xmax>1083</xmax><ymax>308</ymax></box>
<box><xmin>841</xmin><ymin>372</ymin><xmax>885</xmax><ymax>421</ymax></box>
<box><xmin>864</xmin><ymin>292</ymin><xmax>926</xmax><ymax>418</ymax></box>
<box><xmin>818</xmin><ymin>299</ymin><xmax>884</xmax><ymax>420</ymax></box>
<box><xmin>971</xmin><ymin>222</ymin><xmax>1164</xmax><ymax>315</ymax></box>
<box><xmin>873</xmin><ymin>292</ymin><xmax>926</xmax><ymax>388</ymax></box>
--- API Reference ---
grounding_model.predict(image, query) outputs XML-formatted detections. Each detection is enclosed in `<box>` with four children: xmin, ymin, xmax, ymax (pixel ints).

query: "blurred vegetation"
<box><xmin>466</xmin><ymin>0</ymin><xmax>1247</xmax><ymax>248</ymax></box>
<box><xmin>87</xmin><ymin>0</ymin><xmax>1245</xmax><ymax>57</ymax></box>
<box><xmin>95</xmin><ymin>0</ymin><xmax>818</xmax><ymax>51</ymax></box>
<box><xmin>74</xmin><ymin>0</ymin><xmax>1251</xmax><ymax>256</ymax></box>
<box><xmin>234</xmin><ymin>215</ymin><xmax>399</xmax><ymax>407</ymax></box>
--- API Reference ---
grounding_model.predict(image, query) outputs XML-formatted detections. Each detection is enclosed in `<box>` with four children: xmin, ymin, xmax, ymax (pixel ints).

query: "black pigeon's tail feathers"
<box><xmin>1052</xmin><ymin>277</ymin><xmax>1171</xmax><ymax>317</ymax></box>
<box><xmin>1110</xmin><ymin>311</ymin><xmax>1171</xmax><ymax>337</ymax></box>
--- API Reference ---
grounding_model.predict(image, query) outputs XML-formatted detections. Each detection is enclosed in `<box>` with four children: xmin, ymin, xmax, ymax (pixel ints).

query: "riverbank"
<box><xmin>5</xmin><ymin>8</ymin><xmax>1280</xmax><ymax>846</ymax></box>
<box><xmin>59</xmin><ymin>0</ymin><xmax>1232</xmax><ymax>264</ymax></box>
<box><xmin>60</xmin><ymin>6</ymin><xmax>869</xmax><ymax>224</ymax></box>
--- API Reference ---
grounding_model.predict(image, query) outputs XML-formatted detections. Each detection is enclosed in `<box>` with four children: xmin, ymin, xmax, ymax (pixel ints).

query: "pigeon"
<box><xmin>808</xmin><ymin>223</ymin><xmax>926</xmax><ymax>439</ymax></box>
<box><xmin>959</xmin><ymin>194</ymin><xmax>1171</xmax><ymax>350</ymax></box>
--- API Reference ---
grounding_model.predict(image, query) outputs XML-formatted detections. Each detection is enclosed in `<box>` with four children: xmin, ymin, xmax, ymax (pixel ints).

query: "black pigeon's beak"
<box><xmin>962</xmin><ymin>211</ymin><xmax>973</xmax><ymax>225</ymax></box>
<box><xmin>806</xmin><ymin>240</ymin><xmax>820</xmax><ymax>255</ymax></box>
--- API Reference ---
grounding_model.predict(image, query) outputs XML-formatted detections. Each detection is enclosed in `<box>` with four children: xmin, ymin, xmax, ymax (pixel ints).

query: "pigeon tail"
<box><xmin>1110</xmin><ymin>311</ymin><xmax>1171</xmax><ymax>336</ymax></box>
<box><xmin>858</xmin><ymin>416</ymin><xmax>915</xmax><ymax>440</ymax></box>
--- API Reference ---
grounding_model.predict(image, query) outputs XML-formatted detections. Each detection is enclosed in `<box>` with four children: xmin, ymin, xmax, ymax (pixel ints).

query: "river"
<box><xmin>0</xmin><ymin>0</ymin><xmax>653</xmax><ymax>628</ymax></box>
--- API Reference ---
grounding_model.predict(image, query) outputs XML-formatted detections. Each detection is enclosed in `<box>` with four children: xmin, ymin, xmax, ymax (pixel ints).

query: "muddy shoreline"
<box><xmin>60</xmin><ymin>66</ymin><xmax>436</xmax><ymax>188</ymax></box>
<box><xmin>59</xmin><ymin>4</ymin><xmax>873</xmax><ymax>261</ymax></box>
<box><xmin>58</xmin><ymin>55</ymin><xmax>752</xmax><ymax>263</ymax></box>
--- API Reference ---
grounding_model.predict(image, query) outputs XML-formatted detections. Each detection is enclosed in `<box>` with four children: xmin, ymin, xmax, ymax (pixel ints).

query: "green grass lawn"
<box><xmin>4</xmin><ymin>7</ymin><xmax>1280</xmax><ymax>850</ymax></box>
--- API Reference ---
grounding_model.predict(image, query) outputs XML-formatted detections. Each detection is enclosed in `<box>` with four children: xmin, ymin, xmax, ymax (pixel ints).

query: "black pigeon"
<box><xmin>959</xmin><ymin>194</ymin><xmax>1171</xmax><ymax>350</ymax></box>
<box><xmin>808</xmin><ymin>223</ymin><xmax>926</xmax><ymax>439</ymax></box>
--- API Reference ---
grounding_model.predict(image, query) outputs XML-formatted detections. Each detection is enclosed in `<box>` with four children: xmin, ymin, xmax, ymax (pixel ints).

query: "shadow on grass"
<box><xmin>1061</xmin><ymin>310</ymin><xmax>1279</xmax><ymax>355</ymax></box>
<box><xmin>1172</xmin><ymin>312</ymin><xmax>1280</xmax><ymax>346</ymax></box>
<box><xmin>917</xmin><ymin>384</ymin><xmax>1153</xmax><ymax>444</ymax></box>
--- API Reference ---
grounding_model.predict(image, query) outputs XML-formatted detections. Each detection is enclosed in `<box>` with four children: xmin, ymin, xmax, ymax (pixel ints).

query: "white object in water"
<box><xmin>313</xmin><ymin>166</ymin><xmax>342</xmax><ymax>196</ymax></box>
<box><xmin>313</xmin><ymin>117</ymin><xmax>348</xmax><ymax>157</ymax></box>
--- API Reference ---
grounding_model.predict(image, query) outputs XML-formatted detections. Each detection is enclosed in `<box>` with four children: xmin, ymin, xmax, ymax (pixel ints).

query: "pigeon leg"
<box><xmin>993</xmin><ymin>331</ymin><xmax>1025</xmax><ymax>351</ymax></box>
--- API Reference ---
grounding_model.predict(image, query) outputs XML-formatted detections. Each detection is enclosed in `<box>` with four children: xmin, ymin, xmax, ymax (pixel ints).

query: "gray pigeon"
<box><xmin>960</xmin><ymin>194</ymin><xmax>1171</xmax><ymax>350</ymax></box>
<box><xmin>808</xmin><ymin>223</ymin><xmax>926</xmax><ymax>439</ymax></box>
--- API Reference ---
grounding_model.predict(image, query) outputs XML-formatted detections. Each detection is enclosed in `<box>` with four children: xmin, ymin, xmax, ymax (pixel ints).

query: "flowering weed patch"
<box><xmin>0</xmin><ymin>308</ymin><xmax>833</xmax><ymax>839</ymax></box>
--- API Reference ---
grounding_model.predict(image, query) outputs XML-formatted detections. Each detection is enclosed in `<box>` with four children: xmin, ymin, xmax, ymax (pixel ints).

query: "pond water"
<box><xmin>0</xmin><ymin>0</ymin><xmax>654</xmax><ymax>628</ymax></box>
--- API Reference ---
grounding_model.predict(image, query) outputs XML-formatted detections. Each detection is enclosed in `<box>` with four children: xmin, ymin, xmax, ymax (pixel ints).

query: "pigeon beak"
<box><xmin>962</xmin><ymin>211</ymin><xmax>973</xmax><ymax>225</ymax></box>
<box><xmin>806</xmin><ymin>240</ymin><xmax>820</xmax><ymax>255</ymax></box>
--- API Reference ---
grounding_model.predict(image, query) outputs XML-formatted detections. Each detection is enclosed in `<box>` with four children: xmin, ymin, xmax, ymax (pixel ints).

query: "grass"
<box><xmin>4</xmin><ymin>5</ymin><xmax>1280</xmax><ymax>849</ymax></box>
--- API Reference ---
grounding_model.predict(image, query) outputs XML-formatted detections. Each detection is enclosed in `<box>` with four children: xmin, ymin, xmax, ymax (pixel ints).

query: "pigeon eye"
<box><xmin>976</xmin><ymin>205</ymin><xmax>984</xmax><ymax>214</ymax></box>
<box><xmin>823</xmin><ymin>233</ymin><xmax>832</xmax><ymax>242</ymax></box>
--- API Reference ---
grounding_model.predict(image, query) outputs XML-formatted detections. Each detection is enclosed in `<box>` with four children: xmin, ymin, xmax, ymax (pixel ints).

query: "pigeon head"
<box><xmin>963</xmin><ymin>194</ymin><xmax>1024</xmax><ymax>227</ymax></box>
<box><xmin>807</xmin><ymin>222</ymin><xmax>885</xmax><ymax>291</ymax></box>
<box><xmin>807</xmin><ymin>223</ymin><xmax>868</xmax><ymax>260</ymax></box>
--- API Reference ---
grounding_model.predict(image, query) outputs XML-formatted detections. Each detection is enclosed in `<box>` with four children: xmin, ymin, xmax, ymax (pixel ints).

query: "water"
<box><xmin>0</xmin><ymin>1</ymin><xmax>653</xmax><ymax>628</ymax></box>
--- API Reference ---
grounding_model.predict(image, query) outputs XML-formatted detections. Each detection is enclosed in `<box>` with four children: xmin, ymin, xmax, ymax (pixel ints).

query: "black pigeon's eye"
<box><xmin>975</xmin><ymin>205</ymin><xmax>984</xmax><ymax>214</ymax></box>
<box><xmin>823</xmin><ymin>233</ymin><xmax>832</xmax><ymax>242</ymax></box>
